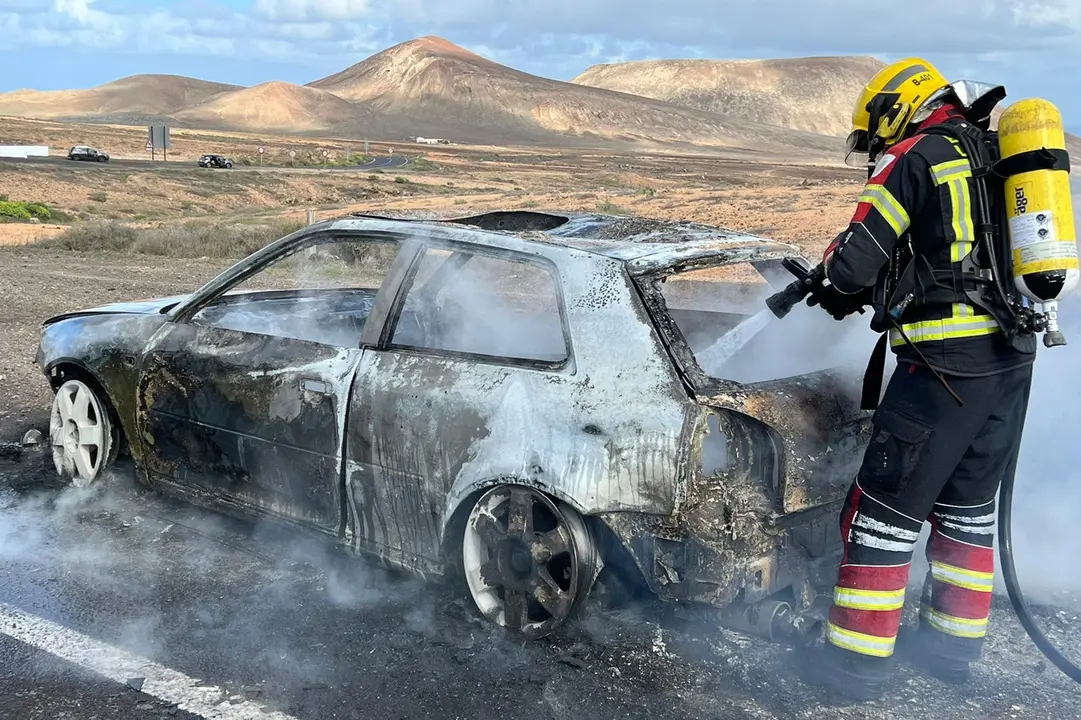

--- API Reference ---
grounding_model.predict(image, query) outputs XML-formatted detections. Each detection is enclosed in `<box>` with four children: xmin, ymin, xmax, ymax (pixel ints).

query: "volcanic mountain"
<box><xmin>0</xmin><ymin>37</ymin><xmax>869</xmax><ymax>156</ymax></box>
<box><xmin>171</xmin><ymin>81</ymin><xmax>377</xmax><ymax>135</ymax></box>
<box><xmin>306</xmin><ymin>36</ymin><xmax>844</xmax><ymax>156</ymax></box>
<box><xmin>0</xmin><ymin>74</ymin><xmax>240</xmax><ymax>123</ymax></box>
<box><xmin>571</xmin><ymin>57</ymin><xmax>887</xmax><ymax>137</ymax></box>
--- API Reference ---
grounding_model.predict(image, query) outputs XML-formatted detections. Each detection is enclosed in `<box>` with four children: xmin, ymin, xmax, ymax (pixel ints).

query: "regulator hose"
<box><xmin>998</xmin><ymin>451</ymin><xmax>1081</xmax><ymax>683</ymax></box>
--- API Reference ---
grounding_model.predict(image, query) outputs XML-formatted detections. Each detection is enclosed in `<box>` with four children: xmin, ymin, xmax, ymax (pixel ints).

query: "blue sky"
<box><xmin>2</xmin><ymin>0</ymin><xmax>1080</xmax><ymax>131</ymax></box>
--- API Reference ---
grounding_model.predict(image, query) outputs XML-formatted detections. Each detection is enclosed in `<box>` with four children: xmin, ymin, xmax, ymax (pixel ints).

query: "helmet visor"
<box><xmin>844</xmin><ymin>129</ymin><xmax>869</xmax><ymax>168</ymax></box>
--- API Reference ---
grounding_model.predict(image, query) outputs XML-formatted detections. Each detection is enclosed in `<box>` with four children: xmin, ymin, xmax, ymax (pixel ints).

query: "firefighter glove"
<box><xmin>806</xmin><ymin>280</ymin><xmax>870</xmax><ymax>321</ymax></box>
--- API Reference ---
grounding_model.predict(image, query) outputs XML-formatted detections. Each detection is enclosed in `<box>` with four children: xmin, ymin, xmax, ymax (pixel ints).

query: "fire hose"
<box><xmin>766</xmin><ymin>263</ymin><xmax>1081</xmax><ymax>685</ymax></box>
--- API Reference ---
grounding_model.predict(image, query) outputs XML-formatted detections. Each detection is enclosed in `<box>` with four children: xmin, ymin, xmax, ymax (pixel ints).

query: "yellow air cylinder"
<box><xmin>998</xmin><ymin>98</ymin><xmax>1079</xmax><ymax>346</ymax></box>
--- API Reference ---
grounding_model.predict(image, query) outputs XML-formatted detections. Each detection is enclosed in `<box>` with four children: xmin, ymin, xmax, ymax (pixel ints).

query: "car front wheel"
<box><xmin>49</xmin><ymin>378</ymin><xmax>116</xmax><ymax>487</ymax></box>
<box><xmin>462</xmin><ymin>485</ymin><xmax>600</xmax><ymax>639</ymax></box>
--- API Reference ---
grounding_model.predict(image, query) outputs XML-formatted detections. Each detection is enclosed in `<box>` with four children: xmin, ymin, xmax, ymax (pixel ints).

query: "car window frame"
<box><xmin>166</xmin><ymin>228</ymin><xmax>411</xmax><ymax>350</ymax></box>
<box><xmin>378</xmin><ymin>237</ymin><xmax>574</xmax><ymax>372</ymax></box>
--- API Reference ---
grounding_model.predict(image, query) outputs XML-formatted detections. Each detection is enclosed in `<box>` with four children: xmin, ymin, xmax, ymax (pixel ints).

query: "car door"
<box><xmin>345</xmin><ymin>241</ymin><xmax>577</xmax><ymax>568</ymax></box>
<box><xmin>136</xmin><ymin>233</ymin><xmax>405</xmax><ymax>535</ymax></box>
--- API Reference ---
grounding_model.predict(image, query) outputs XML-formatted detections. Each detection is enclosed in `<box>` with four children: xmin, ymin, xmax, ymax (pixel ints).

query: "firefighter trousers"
<box><xmin>825</xmin><ymin>360</ymin><xmax>1034</xmax><ymax>669</ymax></box>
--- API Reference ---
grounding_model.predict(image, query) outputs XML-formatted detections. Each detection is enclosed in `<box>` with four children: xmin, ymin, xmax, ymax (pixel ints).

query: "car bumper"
<box><xmin>596</xmin><ymin>502</ymin><xmax>843</xmax><ymax>613</ymax></box>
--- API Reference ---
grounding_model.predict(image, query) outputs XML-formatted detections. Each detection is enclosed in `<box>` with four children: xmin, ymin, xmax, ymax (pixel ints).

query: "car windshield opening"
<box><xmin>655</xmin><ymin>261</ymin><xmax>881</xmax><ymax>385</ymax></box>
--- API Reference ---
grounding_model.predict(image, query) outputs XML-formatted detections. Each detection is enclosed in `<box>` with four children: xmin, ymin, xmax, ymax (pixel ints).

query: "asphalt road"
<box><xmin>3</xmin><ymin>439</ymin><xmax>1081</xmax><ymax>719</ymax></box>
<box><xmin>1</xmin><ymin>155</ymin><xmax>410</xmax><ymax>172</ymax></box>
<box><xmin>2</xmin><ymin>258</ymin><xmax>1081</xmax><ymax>719</ymax></box>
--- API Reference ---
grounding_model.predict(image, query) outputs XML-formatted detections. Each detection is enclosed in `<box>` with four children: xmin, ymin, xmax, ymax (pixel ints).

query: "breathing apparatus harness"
<box><xmin>859</xmin><ymin>98</ymin><xmax>1081</xmax><ymax>685</ymax></box>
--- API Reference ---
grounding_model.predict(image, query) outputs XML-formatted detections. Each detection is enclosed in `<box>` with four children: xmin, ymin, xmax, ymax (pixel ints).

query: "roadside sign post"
<box><xmin>322</xmin><ymin>149</ymin><xmax>328</xmax><ymax>169</ymax></box>
<box><xmin>289</xmin><ymin>149</ymin><xmax>296</xmax><ymax>167</ymax></box>
<box><xmin>364</xmin><ymin>140</ymin><xmax>369</xmax><ymax>156</ymax></box>
<box><xmin>147</xmin><ymin>124</ymin><xmax>171</xmax><ymax>162</ymax></box>
<box><xmin>146</xmin><ymin>139</ymin><xmax>154</xmax><ymax>161</ymax></box>
<box><xmin>258</xmin><ymin>146</ymin><xmax>264</xmax><ymax>166</ymax></box>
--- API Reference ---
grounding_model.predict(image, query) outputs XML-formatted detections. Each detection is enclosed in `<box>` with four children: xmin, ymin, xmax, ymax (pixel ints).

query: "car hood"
<box><xmin>43</xmin><ymin>294</ymin><xmax>191</xmax><ymax>325</ymax></box>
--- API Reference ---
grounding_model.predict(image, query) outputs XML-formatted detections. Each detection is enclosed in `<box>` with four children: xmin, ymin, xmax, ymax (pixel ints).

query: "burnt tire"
<box><xmin>461</xmin><ymin>485</ymin><xmax>600</xmax><ymax>639</ymax></box>
<box><xmin>48</xmin><ymin>378</ymin><xmax>119</xmax><ymax>487</ymax></box>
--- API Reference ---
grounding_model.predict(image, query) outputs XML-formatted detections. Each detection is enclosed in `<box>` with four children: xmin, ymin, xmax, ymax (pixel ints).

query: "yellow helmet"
<box><xmin>846</xmin><ymin>58</ymin><xmax>951</xmax><ymax>164</ymax></box>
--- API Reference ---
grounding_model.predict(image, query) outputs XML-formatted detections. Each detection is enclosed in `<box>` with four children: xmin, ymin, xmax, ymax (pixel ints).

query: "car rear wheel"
<box><xmin>49</xmin><ymin>379</ymin><xmax>115</xmax><ymax>487</ymax></box>
<box><xmin>462</xmin><ymin>485</ymin><xmax>599</xmax><ymax>639</ymax></box>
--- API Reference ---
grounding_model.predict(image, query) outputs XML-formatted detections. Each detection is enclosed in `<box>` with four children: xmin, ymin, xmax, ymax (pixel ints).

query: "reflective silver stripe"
<box><xmin>883</xmin><ymin>64</ymin><xmax>930</xmax><ymax>91</ymax></box>
<box><xmin>852</xmin><ymin>530</ymin><xmax>917</xmax><ymax>553</ymax></box>
<box><xmin>853</xmin><ymin>513</ymin><xmax>920</xmax><ymax>541</ymax></box>
<box><xmin>936</xmin><ymin>512</ymin><xmax>996</xmax><ymax>524</ymax></box>
<box><xmin>940</xmin><ymin>519</ymin><xmax>995</xmax><ymax>535</ymax></box>
<box><xmin>826</xmin><ymin>622</ymin><xmax>896</xmax><ymax>657</ymax></box>
<box><xmin>931</xmin><ymin>561</ymin><xmax>994</xmax><ymax>592</ymax></box>
<box><xmin>920</xmin><ymin>608</ymin><xmax>989</xmax><ymax>639</ymax></box>
<box><xmin>932</xmin><ymin>159</ymin><xmax>971</xmax><ymax>184</ymax></box>
<box><xmin>834</xmin><ymin>587</ymin><xmax>906</xmax><ymax>611</ymax></box>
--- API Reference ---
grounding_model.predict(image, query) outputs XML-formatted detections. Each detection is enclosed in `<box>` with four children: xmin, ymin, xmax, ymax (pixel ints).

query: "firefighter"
<box><xmin>796</xmin><ymin>58</ymin><xmax>1037</xmax><ymax>701</ymax></box>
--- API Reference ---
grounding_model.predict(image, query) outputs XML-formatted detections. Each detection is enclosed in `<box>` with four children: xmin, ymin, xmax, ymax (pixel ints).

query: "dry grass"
<box><xmin>41</xmin><ymin>217</ymin><xmax>306</xmax><ymax>258</ymax></box>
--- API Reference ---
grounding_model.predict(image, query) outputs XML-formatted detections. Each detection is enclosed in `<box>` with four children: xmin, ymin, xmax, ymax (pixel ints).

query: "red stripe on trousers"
<box><xmin>929</xmin><ymin>579</ymin><xmax>992</xmax><ymax>620</ymax></box>
<box><xmin>928</xmin><ymin>527</ymin><xmax>994</xmax><ymax>573</ymax></box>
<box><xmin>838</xmin><ymin>485</ymin><xmax>863</xmax><ymax>565</ymax></box>
<box><xmin>829</xmin><ymin>605</ymin><xmax>905</xmax><ymax>639</ymax></box>
<box><xmin>837</xmin><ymin>563</ymin><xmax>912</xmax><ymax>592</ymax></box>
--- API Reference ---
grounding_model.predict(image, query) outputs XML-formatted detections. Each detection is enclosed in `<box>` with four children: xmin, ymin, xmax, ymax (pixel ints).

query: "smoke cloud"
<box><xmin>659</xmin><ymin>229</ymin><xmax>1081</xmax><ymax>608</ymax></box>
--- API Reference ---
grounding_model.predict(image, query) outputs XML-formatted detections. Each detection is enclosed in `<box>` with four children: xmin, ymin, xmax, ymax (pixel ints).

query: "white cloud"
<box><xmin>253</xmin><ymin>0</ymin><xmax>371</xmax><ymax>21</ymax></box>
<box><xmin>0</xmin><ymin>0</ymin><xmax>1080</xmax><ymax>121</ymax></box>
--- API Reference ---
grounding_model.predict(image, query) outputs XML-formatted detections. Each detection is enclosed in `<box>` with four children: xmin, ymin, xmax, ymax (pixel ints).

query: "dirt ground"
<box><xmin>0</xmin><ymin>116</ymin><xmax>862</xmax><ymax>251</ymax></box>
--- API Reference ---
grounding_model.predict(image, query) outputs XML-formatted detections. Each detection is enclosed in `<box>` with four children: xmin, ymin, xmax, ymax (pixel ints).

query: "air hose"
<box><xmin>998</xmin><ymin>450</ymin><xmax>1081</xmax><ymax>683</ymax></box>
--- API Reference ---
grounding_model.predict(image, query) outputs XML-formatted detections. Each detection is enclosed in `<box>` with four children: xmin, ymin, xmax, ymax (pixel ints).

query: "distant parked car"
<box><xmin>199</xmin><ymin>154</ymin><xmax>233</xmax><ymax>169</ymax></box>
<box><xmin>68</xmin><ymin>146</ymin><xmax>109</xmax><ymax>162</ymax></box>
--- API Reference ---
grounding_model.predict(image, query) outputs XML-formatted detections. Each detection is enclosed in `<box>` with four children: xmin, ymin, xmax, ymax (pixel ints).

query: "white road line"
<box><xmin>0</xmin><ymin>602</ymin><xmax>297</xmax><ymax>719</ymax></box>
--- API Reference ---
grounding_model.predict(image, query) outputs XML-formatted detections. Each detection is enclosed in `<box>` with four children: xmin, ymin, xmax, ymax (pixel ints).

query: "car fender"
<box><xmin>441</xmin><ymin>474</ymin><xmax>592</xmax><ymax>539</ymax></box>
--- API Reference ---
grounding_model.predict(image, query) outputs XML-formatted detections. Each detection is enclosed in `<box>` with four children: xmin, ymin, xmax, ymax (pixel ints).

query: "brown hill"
<box><xmin>0</xmin><ymin>74</ymin><xmax>240</xmax><ymax>121</ymax></box>
<box><xmin>307</xmin><ymin>36</ymin><xmax>843</xmax><ymax>156</ymax></box>
<box><xmin>172</xmin><ymin>81</ymin><xmax>374</xmax><ymax>135</ymax></box>
<box><xmin>571</xmin><ymin>57</ymin><xmax>887</xmax><ymax>137</ymax></box>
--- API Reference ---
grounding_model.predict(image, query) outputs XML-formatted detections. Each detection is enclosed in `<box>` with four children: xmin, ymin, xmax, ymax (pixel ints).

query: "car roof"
<box><xmin>329</xmin><ymin>211</ymin><xmax>802</xmax><ymax>273</ymax></box>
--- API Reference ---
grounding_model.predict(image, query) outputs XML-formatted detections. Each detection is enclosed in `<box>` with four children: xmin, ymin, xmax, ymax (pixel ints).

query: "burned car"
<box><xmin>198</xmin><ymin>154</ymin><xmax>232</xmax><ymax>168</ymax></box>
<box><xmin>36</xmin><ymin>211</ymin><xmax>875</xmax><ymax>640</ymax></box>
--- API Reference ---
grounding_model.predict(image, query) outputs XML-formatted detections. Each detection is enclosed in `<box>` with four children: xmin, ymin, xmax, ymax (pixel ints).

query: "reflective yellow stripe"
<box><xmin>833</xmin><ymin>586</ymin><xmax>906</xmax><ymax>611</ymax></box>
<box><xmin>890</xmin><ymin>314</ymin><xmax>1000</xmax><ymax>347</ymax></box>
<box><xmin>931</xmin><ymin>159</ymin><xmax>971</xmax><ymax>185</ymax></box>
<box><xmin>859</xmin><ymin>185</ymin><xmax>910</xmax><ymax>237</ymax></box>
<box><xmin>826</xmin><ymin>622</ymin><xmax>897</xmax><ymax>658</ymax></box>
<box><xmin>920</xmin><ymin>608</ymin><xmax>989</xmax><ymax>639</ymax></box>
<box><xmin>931</xmin><ymin>158</ymin><xmax>975</xmax><ymax>261</ymax></box>
<box><xmin>930</xmin><ymin>561</ymin><xmax>994</xmax><ymax>592</ymax></box>
<box><xmin>948</xmin><ymin>178</ymin><xmax>974</xmax><ymax>261</ymax></box>
<box><xmin>943</xmin><ymin>137</ymin><xmax>967</xmax><ymax>157</ymax></box>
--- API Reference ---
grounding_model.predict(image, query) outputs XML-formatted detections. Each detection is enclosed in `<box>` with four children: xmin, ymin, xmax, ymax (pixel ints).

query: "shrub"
<box><xmin>43</xmin><ymin>218</ymin><xmax>307</xmax><ymax>258</ymax></box>
<box><xmin>26</xmin><ymin>202</ymin><xmax>51</xmax><ymax>219</ymax></box>
<box><xmin>88</xmin><ymin>192</ymin><xmax>107</xmax><ymax>203</ymax></box>
<box><xmin>0</xmin><ymin>201</ymin><xmax>32</xmax><ymax>220</ymax></box>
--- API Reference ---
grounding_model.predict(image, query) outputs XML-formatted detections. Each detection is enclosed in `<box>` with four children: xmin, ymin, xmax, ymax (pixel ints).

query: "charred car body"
<box><xmin>36</xmin><ymin>211</ymin><xmax>875</xmax><ymax>640</ymax></box>
<box><xmin>198</xmin><ymin>154</ymin><xmax>233</xmax><ymax>168</ymax></box>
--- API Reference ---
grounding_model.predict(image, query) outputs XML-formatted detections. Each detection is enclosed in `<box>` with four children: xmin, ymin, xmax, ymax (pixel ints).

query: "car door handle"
<box><xmin>301</xmin><ymin>378</ymin><xmax>332</xmax><ymax>395</ymax></box>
